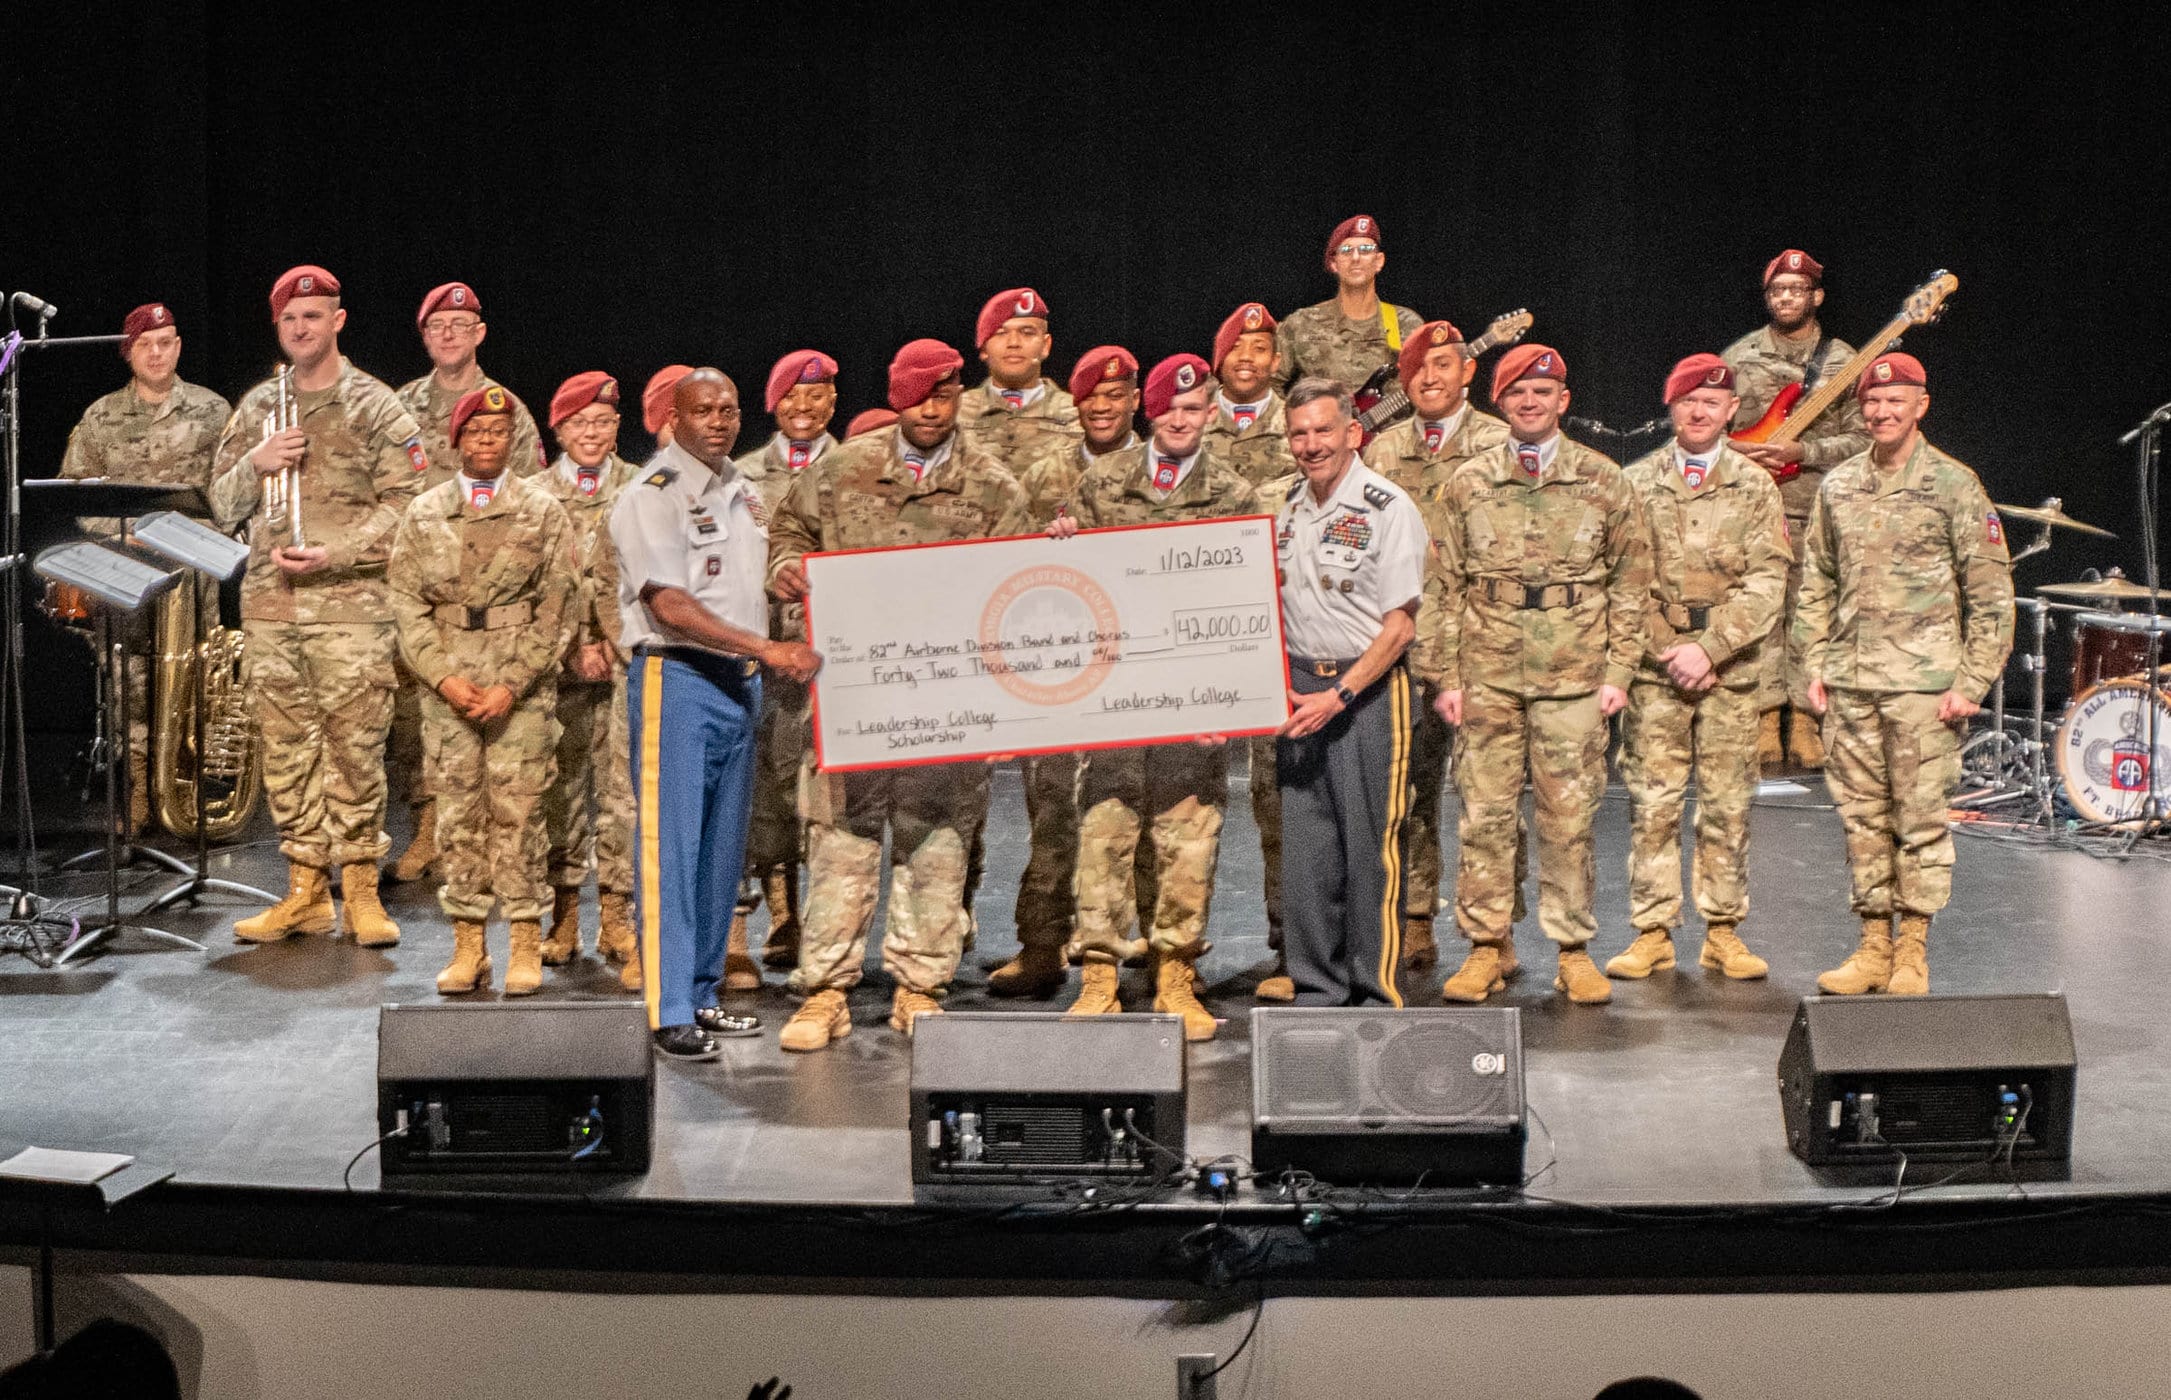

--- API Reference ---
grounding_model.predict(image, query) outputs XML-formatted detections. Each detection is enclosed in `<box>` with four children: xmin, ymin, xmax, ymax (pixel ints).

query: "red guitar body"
<box><xmin>1730</xmin><ymin>380</ymin><xmax>1804</xmax><ymax>445</ymax></box>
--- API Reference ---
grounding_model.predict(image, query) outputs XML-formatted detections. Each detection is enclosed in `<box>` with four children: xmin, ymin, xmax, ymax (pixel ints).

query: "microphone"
<box><xmin>2117</xmin><ymin>401</ymin><xmax>2171</xmax><ymax>447</ymax></box>
<box><xmin>10</xmin><ymin>291</ymin><xmax>59</xmax><ymax>321</ymax></box>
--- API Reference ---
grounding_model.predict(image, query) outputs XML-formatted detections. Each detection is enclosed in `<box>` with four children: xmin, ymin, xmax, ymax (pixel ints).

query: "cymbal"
<box><xmin>2037</xmin><ymin>571</ymin><xmax>2171</xmax><ymax>602</ymax></box>
<box><xmin>1994</xmin><ymin>498</ymin><xmax>2116</xmax><ymax>538</ymax></box>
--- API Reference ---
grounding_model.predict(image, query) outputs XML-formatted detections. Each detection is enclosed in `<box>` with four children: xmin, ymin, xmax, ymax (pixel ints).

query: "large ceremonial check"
<box><xmin>804</xmin><ymin>516</ymin><xmax>1291</xmax><ymax>771</ymax></box>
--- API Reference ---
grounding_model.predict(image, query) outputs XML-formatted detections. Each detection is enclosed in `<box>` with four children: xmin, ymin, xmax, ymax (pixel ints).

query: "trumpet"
<box><xmin>259</xmin><ymin>365</ymin><xmax>304</xmax><ymax>548</ymax></box>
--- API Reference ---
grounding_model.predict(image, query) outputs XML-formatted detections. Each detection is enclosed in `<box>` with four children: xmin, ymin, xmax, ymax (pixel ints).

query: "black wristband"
<box><xmin>1333</xmin><ymin>683</ymin><xmax>1357</xmax><ymax>706</ymax></box>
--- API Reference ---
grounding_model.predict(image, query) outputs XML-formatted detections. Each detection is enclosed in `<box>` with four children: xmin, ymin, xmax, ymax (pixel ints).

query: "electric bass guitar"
<box><xmin>1731</xmin><ymin>270</ymin><xmax>1958</xmax><ymax>446</ymax></box>
<box><xmin>1354</xmin><ymin>309</ymin><xmax>1535</xmax><ymax>443</ymax></box>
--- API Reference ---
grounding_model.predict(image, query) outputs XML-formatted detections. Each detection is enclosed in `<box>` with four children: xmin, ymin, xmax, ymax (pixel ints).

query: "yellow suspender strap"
<box><xmin>1383</xmin><ymin>304</ymin><xmax>1402</xmax><ymax>353</ymax></box>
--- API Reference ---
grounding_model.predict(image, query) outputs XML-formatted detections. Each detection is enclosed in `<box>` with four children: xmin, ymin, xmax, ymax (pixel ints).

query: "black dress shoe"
<box><xmin>653</xmin><ymin>1025</ymin><xmax>723</xmax><ymax>1060</ymax></box>
<box><xmin>695</xmin><ymin>1007</ymin><xmax>763</xmax><ymax>1037</ymax></box>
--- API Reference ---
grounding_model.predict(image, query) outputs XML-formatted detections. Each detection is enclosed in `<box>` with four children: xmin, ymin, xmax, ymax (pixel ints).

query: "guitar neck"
<box><xmin>1765</xmin><ymin>312</ymin><xmax>1912</xmax><ymax>446</ymax></box>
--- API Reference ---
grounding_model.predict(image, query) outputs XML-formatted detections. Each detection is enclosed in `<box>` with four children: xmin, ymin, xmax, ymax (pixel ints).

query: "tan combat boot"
<box><xmin>759</xmin><ymin>868</ymin><xmax>799</xmax><ymax>969</ymax></box>
<box><xmin>1403</xmin><ymin>915</ymin><xmax>1439</xmax><ymax>971</ymax></box>
<box><xmin>540</xmin><ymin>886</ymin><xmax>582</xmax><ymax>966</ymax></box>
<box><xmin>503</xmin><ymin>919</ymin><xmax>543</xmax><ymax>995</ymax></box>
<box><xmin>1699</xmin><ymin>922</ymin><xmax>1769</xmax><ymax>980</ymax></box>
<box><xmin>597</xmin><ymin>892</ymin><xmax>636</xmax><ymax>965</ymax></box>
<box><xmin>889</xmin><ymin>987</ymin><xmax>943</xmax><ymax>1036</ymax></box>
<box><xmin>234</xmin><ymin>861</ymin><xmax>336</xmax><ymax>943</ymax></box>
<box><xmin>437</xmin><ymin>919</ymin><xmax>491</xmax><ymax>994</ymax></box>
<box><xmin>1555</xmin><ymin>947</ymin><xmax>1613</xmax><ymax>1005</ymax></box>
<box><xmin>388</xmin><ymin>800</ymin><xmax>438</xmax><ymax>883</ymax></box>
<box><xmin>1818</xmin><ymin>916</ymin><xmax>1894</xmax><ymax>995</ymax></box>
<box><xmin>1066</xmin><ymin>962</ymin><xmax>1123</xmax><ymax>1017</ymax></box>
<box><xmin>1787</xmin><ymin>709</ymin><xmax>1826</xmax><ymax>770</ymax></box>
<box><xmin>988</xmin><ymin>942</ymin><xmax>1066</xmax><ymax>998</ymax></box>
<box><xmin>1255</xmin><ymin>950</ymin><xmax>1296</xmax><ymax>1003</ymax></box>
<box><xmin>1442</xmin><ymin>941</ymin><xmax>1511</xmax><ymax>1003</ymax></box>
<box><xmin>1887</xmin><ymin>914</ymin><xmax>1931</xmax><ymax>995</ymax></box>
<box><xmin>723</xmin><ymin>908</ymin><xmax>761</xmax><ymax>992</ymax></box>
<box><xmin>1153</xmin><ymin>950</ymin><xmax>1218</xmax><ymax>1042</ymax></box>
<box><xmin>1606</xmin><ymin>928</ymin><xmax>1676</xmax><ymax>979</ymax></box>
<box><xmin>779</xmin><ymin>988</ymin><xmax>851</xmax><ymax>1052</ymax></box>
<box><xmin>1757</xmin><ymin>709</ymin><xmax>1784</xmax><ymax>772</ymax></box>
<box><xmin>339</xmin><ymin>862</ymin><xmax>401</xmax><ymax>947</ymax></box>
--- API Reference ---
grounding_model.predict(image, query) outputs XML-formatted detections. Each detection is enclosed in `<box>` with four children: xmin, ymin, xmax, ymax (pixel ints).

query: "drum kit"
<box><xmin>1957</xmin><ymin>498</ymin><xmax>2171</xmax><ymax>830</ymax></box>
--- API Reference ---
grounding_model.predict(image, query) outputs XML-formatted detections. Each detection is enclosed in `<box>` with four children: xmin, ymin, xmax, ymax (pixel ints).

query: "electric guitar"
<box><xmin>1731</xmin><ymin>270</ymin><xmax>1958</xmax><ymax>446</ymax></box>
<box><xmin>1354</xmin><ymin>309</ymin><xmax>1535</xmax><ymax>443</ymax></box>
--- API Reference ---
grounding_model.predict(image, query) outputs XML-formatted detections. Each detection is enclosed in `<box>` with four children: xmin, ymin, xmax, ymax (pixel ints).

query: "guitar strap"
<box><xmin>1383</xmin><ymin>303</ymin><xmax>1402</xmax><ymax>353</ymax></box>
<box><xmin>1799</xmin><ymin>327</ymin><xmax>1834</xmax><ymax>392</ymax></box>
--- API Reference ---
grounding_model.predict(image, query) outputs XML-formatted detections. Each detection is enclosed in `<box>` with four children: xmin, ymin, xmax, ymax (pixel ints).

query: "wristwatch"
<box><xmin>1333</xmin><ymin>683</ymin><xmax>1357</xmax><ymax>707</ymax></box>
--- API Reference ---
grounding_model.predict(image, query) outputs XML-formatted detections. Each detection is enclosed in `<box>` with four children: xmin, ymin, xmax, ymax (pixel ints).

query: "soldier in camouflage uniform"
<box><xmin>993</xmin><ymin>345</ymin><xmax>1152</xmax><ymax>996</ymax></box>
<box><xmin>59</xmin><ymin>302</ymin><xmax>232</xmax><ymax>832</ymax></box>
<box><xmin>1272</xmin><ymin>214</ymin><xmax>1423</xmax><ymax>395</ymax></box>
<box><xmin>209</xmin><ymin>266</ymin><xmax>423</xmax><ymax>949</ymax></box>
<box><xmin>1606</xmin><ymin>355</ymin><xmax>1789</xmax><ymax>985</ymax></box>
<box><xmin>389</xmin><ymin>386</ymin><xmax>575</xmax><ymax>996</ymax></box>
<box><xmin>1367</xmin><ymin>320</ymin><xmax>1513</xmax><ymax>973</ymax></box>
<box><xmin>535</xmin><ymin>373</ymin><xmax>641</xmax><ymax>975</ymax></box>
<box><xmin>954</xmin><ymin>288</ymin><xmax>1086</xmax><ymax>992</ymax></box>
<box><xmin>1200</xmin><ymin>303</ymin><xmax>1304</xmax><ymax>998</ymax></box>
<box><xmin>727</xmin><ymin>350</ymin><xmax>842</xmax><ymax>990</ymax></box>
<box><xmin>1043</xmin><ymin>354</ymin><xmax>1260</xmax><ymax>1042</ymax></box>
<box><xmin>1421</xmin><ymin>345</ymin><xmax>1652</xmax><ymax>1007</ymax></box>
<box><xmin>768</xmin><ymin>340</ymin><xmax>1028</xmax><ymax>1051</ymax></box>
<box><xmin>1796</xmin><ymin>353</ymin><xmax>2012</xmax><ymax>997</ymax></box>
<box><xmin>1721</xmin><ymin>249</ymin><xmax>1870</xmax><ymax>773</ymax></box>
<box><xmin>387</xmin><ymin>282</ymin><xmax>546</xmax><ymax>887</ymax></box>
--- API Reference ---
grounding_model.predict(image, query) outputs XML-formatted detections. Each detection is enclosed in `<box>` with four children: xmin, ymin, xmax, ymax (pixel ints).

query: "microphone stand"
<box><xmin>2119</xmin><ymin>403</ymin><xmax>2167</xmax><ymax>844</ymax></box>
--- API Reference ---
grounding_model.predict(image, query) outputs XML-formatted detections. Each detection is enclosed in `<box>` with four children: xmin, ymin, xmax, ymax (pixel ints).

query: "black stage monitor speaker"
<box><xmin>910</xmin><ymin>1012</ymin><xmax>1186</xmax><ymax>1183</ymax></box>
<box><xmin>1778</xmin><ymin>993</ymin><xmax>2076</xmax><ymax>1166</ymax></box>
<box><xmin>1250</xmin><ymin>1007</ymin><xmax>1525</xmax><ymax>1187</ymax></box>
<box><xmin>377</xmin><ymin>1002</ymin><xmax>654</xmax><ymax>1175</ymax></box>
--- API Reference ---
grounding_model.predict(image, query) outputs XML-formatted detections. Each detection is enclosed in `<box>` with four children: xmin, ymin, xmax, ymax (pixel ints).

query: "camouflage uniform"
<box><xmin>537</xmin><ymin>452</ymin><xmax>641</xmax><ymax>899</ymax></box>
<box><xmin>1271</xmin><ymin>299</ymin><xmax>1424</xmax><ymax>395</ymax></box>
<box><xmin>208</xmin><ymin>358</ymin><xmax>425</xmax><ymax>868</ymax></box>
<box><xmin>1794</xmin><ymin>438</ymin><xmax>2014</xmax><ymax>916</ymax></box>
<box><xmin>59</xmin><ymin>378</ymin><xmax>233</xmax><ymax>785</ymax></box>
<box><xmin>729</xmin><ymin>432</ymin><xmax>834</xmax><ymax>946</ymax></box>
<box><xmin>1619</xmin><ymin>441</ymin><xmax>1790</xmax><ymax>932</ymax></box>
<box><xmin>1721</xmin><ymin>326</ymin><xmax>1870</xmax><ymax>711</ymax></box>
<box><xmin>1417</xmin><ymin>437</ymin><xmax>1653</xmax><ymax>948</ymax></box>
<box><xmin>768</xmin><ymin>429</ymin><xmax>1026</xmax><ymax>994</ymax></box>
<box><xmin>1064</xmin><ymin>443</ymin><xmax>1261</xmax><ymax>962</ymax></box>
<box><xmin>388</xmin><ymin>373</ymin><xmax>546</xmax><ymax>822</ymax></box>
<box><xmin>957</xmin><ymin>381</ymin><xmax>1085</xmax><ymax>955</ymax></box>
<box><xmin>1370</xmin><ymin>407</ymin><xmax>1512</xmax><ymax>929</ymax></box>
<box><xmin>388</xmin><ymin>471</ymin><xmax>575</xmax><ymax>919</ymax></box>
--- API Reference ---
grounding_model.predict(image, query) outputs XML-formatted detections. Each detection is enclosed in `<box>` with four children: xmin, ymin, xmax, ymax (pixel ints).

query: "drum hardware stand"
<box><xmin>2114</xmin><ymin>401</ymin><xmax>2169</xmax><ymax>841</ymax></box>
<box><xmin>1957</xmin><ymin>598</ymin><xmax>2055</xmax><ymax>820</ymax></box>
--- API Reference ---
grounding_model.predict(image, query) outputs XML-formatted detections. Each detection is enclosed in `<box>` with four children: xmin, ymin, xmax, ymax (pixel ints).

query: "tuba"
<box><xmin>152</xmin><ymin>571</ymin><xmax>262</xmax><ymax>841</ymax></box>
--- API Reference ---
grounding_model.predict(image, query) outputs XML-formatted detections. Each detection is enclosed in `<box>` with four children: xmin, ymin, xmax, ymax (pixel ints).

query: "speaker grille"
<box><xmin>1375</xmin><ymin>1022</ymin><xmax>1513</xmax><ymax>1119</ymax></box>
<box><xmin>1257</xmin><ymin>1010</ymin><xmax>1521</xmax><ymax>1128</ymax></box>
<box><xmin>1265</xmin><ymin>1028</ymin><xmax>1363</xmax><ymax>1116</ymax></box>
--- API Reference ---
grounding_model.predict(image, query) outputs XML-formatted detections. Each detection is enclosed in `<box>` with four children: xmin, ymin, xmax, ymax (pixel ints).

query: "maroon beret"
<box><xmin>450</xmin><ymin>384</ymin><xmax>513</xmax><ymax>445</ymax></box>
<box><xmin>888</xmin><ymin>338</ymin><xmax>965</xmax><ymax>411</ymax></box>
<box><xmin>1662</xmin><ymin>353</ymin><xmax>1735</xmax><ymax>405</ymax></box>
<box><xmin>846</xmin><ymin>408</ymin><xmax>899</xmax><ymax>440</ymax></box>
<box><xmin>642</xmin><ymin>365</ymin><xmax>692</xmax><ymax>436</ymax></box>
<box><xmin>416</xmin><ymin>281</ymin><xmax>480</xmax><ymax>329</ymax></box>
<box><xmin>120</xmin><ymin>303</ymin><xmax>174</xmax><ymax>358</ymax></box>
<box><xmin>269</xmin><ymin>265</ymin><xmax>339</xmax><ymax>318</ymax></box>
<box><xmin>1212</xmin><ymin>302</ymin><xmax>1278</xmax><ymax>370</ymax></box>
<box><xmin>549</xmin><ymin>371</ymin><xmax>620</xmax><ymax>429</ymax></box>
<box><xmin>1489</xmin><ymin>344</ymin><xmax>1566</xmax><ymax>402</ymax></box>
<box><xmin>1396</xmin><ymin>319</ymin><xmax>1464</xmax><ymax>387</ymax></box>
<box><xmin>1857</xmin><ymin>352</ymin><xmax>1927</xmax><ymax>398</ymax></box>
<box><xmin>1068</xmin><ymin>346</ymin><xmax>1139</xmax><ymax>403</ymax></box>
<box><xmin>1142</xmin><ymin>353</ymin><xmax>1212</xmax><ymax>421</ymax></box>
<box><xmin>1323</xmin><ymin>214</ymin><xmax>1382</xmax><ymax>270</ymax></box>
<box><xmin>1763</xmin><ymin>249</ymin><xmax>1824</xmax><ymax>286</ymax></box>
<box><xmin>764</xmin><ymin>350</ymin><xmax>838</xmax><ymax>414</ymax></box>
<box><xmin>975</xmin><ymin>288</ymin><xmax>1049</xmax><ymax>349</ymax></box>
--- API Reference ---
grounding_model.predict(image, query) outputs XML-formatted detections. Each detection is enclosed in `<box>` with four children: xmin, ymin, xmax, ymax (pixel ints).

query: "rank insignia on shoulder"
<box><xmin>404</xmin><ymin>437</ymin><xmax>428</xmax><ymax>473</ymax></box>
<box><xmin>645</xmin><ymin>467</ymin><xmax>679</xmax><ymax>488</ymax></box>
<box><xmin>1362</xmin><ymin>483</ymin><xmax>1393</xmax><ymax>510</ymax></box>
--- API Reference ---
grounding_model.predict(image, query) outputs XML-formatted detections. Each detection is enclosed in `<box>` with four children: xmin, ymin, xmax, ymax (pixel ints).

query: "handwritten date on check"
<box><xmin>802</xmin><ymin>516</ymin><xmax>1291</xmax><ymax>771</ymax></box>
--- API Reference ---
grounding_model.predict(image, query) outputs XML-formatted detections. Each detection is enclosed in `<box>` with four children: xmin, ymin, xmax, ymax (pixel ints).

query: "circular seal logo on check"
<box><xmin>977</xmin><ymin>564</ymin><xmax>1122</xmax><ymax>706</ymax></box>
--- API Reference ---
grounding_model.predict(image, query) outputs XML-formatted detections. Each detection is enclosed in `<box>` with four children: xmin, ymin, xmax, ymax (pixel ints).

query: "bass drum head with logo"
<box><xmin>2056</xmin><ymin>680</ymin><xmax>2171</xmax><ymax>824</ymax></box>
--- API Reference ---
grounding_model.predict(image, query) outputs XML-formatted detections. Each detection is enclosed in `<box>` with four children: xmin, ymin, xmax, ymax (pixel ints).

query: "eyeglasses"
<box><xmin>461</xmin><ymin>424</ymin><xmax>512</xmax><ymax>444</ymax></box>
<box><xmin>1333</xmin><ymin>242</ymin><xmax>1381</xmax><ymax>258</ymax></box>
<box><xmin>423</xmin><ymin>318</ymin><xmax>482</xmax><ymax>337</ymax></box>
<box><xmin>560</xmin><ymin>412</ymin><xmax>620</xmax><ymax>433</ymax></box>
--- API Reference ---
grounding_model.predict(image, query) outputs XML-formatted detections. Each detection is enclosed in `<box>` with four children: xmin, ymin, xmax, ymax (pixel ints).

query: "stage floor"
<box><xmin>3</xmin><ymin>755</ymin><xmax>2169</xmax><ymax>1214</ymax></box>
